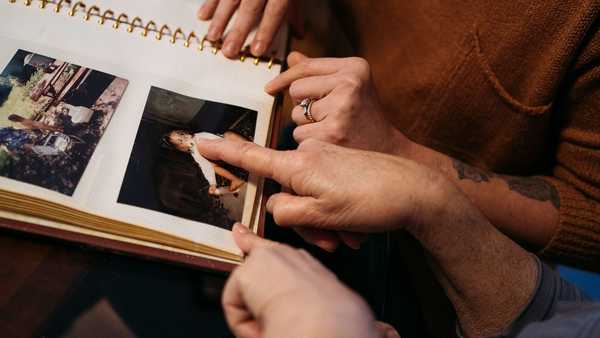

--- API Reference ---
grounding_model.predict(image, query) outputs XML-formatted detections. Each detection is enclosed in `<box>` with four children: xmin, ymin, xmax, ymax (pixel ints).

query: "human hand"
<box><xmin>223</xmin><ymin>224</ymin><xmax>379</xmax><ymax>338</ymax></box>
<box><xmin>198</xmin><ymin>0</ymin><xmax>302</xmax><ymax>58</ymax></box>
<box><xmin>197</xmin><ymin>138</ymin><xmax>451</xmax><ymax>237</ymax></box>
<box><xmin>266</xmin><ymin>52</ymin><xmax>411</xmax><ymax>155</ymax></box>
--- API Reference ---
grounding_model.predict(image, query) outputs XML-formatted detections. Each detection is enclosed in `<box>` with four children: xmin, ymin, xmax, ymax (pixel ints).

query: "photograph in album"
<box><xmin>0</xmin><ymin>49</ymin><xmax>128</xmax><ymax>195</ymax></box>
<box><xmin>118</xmin><ymin>86</ymin><xmax>258</xmax><ymax>230</ymax></box>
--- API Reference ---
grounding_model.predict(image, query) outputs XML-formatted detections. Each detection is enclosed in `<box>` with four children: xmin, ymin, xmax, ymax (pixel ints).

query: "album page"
<box><xmin>0</xmin><ymin>0</ymin><xmax>286</xmax><ymax>255</ymax></box>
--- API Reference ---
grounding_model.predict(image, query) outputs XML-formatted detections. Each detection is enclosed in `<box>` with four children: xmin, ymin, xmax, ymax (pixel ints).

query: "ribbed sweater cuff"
<box><xmin>539</xmin><ymin>179</ymin><xmax>600</xmax><ymax>269</ymax></box>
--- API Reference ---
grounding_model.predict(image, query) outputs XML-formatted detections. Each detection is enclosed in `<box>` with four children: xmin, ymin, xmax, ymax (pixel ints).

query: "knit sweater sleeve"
<box><xmin>538</xmin><ymin>33</ymin><xmax>600</xmax><ymax>271</ymax></box>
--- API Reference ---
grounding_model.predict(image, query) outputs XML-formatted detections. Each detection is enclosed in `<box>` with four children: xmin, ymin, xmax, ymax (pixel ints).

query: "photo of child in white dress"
<box><xmin>118</xmin><ymin>86</ymin><xmax>257</xmax><ymax>230</ymax></box>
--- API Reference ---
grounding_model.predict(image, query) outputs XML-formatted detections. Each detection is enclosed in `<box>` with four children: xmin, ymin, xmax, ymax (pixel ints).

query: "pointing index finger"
<box><xmin>196</xmin><ymin>138</ymin><xmax>295</xmax><ymax>187</ymax></box>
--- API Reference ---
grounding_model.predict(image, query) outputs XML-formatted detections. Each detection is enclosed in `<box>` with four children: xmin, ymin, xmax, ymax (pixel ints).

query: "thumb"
<box><xmin>232</xmin><ymin>223</ymin><xmax>279</xmax><ymax>255</ymax></box>
<box><xmin>267</xmin><ymin>192</ymin><xmax>321</xmax><ymax>228</ymax></box>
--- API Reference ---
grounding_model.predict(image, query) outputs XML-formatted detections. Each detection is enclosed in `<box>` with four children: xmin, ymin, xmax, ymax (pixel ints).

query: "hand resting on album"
<box><xmin>266</xmin><ymin>52</ymin><xmax>411</xmax><ymax>154</ymax></box>
<box><xmin>197</xmin><ymin>0</ymin><xmax>303</xmax><ymax>58</ymax></box>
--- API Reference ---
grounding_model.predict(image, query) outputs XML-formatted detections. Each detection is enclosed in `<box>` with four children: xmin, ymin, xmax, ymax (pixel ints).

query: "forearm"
<box><xmin>402</xmin><ymin>138</ymin><xmax>559</xmax><ymax>249</ymax></box>
<box><xmin>407</xmin><ymin>186</ymin><xmax>539</xmax><ymax>338</ymax></box>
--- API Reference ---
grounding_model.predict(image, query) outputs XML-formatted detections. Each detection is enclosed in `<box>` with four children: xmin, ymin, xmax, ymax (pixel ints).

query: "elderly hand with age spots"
<box><xmin>200</xmin><ymin>137</ymin><xmax>541</xmax><ymax>338</ymax></box>
<box><xmin>197</xmin><ymin>137</ymin><xmax>449</xmax><ymax>251</ymax></box>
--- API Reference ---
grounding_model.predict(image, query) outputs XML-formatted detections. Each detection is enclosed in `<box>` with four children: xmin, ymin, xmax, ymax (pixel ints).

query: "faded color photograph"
<box><xmin>118</xmin><ymin>86</ymin><xmax>258</xmax><ymax>230</ymax></box>
<box><xmin>0</xmin><ymin>49</ymin><xmax>128</xmax><ymax>195</ymax></box>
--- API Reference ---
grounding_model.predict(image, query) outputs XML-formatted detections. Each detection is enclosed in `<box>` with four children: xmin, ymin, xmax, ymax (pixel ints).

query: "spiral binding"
<box><xmin>8</xmin><ymin>0</ymin><xmax>280</xmax><ymax>69</ymax></box>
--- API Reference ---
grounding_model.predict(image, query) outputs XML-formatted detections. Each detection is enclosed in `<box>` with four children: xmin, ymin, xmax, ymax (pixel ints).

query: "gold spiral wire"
<box><xmin>128</xmin><ymin>16</ymin><xmax>142</xmax><ymax>33</ymax></box>
<box><xmin>185</xmin><ymin>31</ymin><xmax>197</xmax><ymax>48</ymax></box>
<box><xmin>156</xmin><ymin>24</ymin><xmax>171</xmax><ymax>41</ymax></box>
<box><xmin>171</xmin><ymin>28</ymin><xmax>184</xmax><ymax>44</ymax></box>
<box><xmin>7</xmin><ymin>0</ymin><xmax>282</xmax><ymax>68</ymax></box>
<box><xmin>84</xmin><ymin>5</ymin><xmax>98</xmax><ymax>20</ymax></box>
<box><xmin>68</xmin><ymin>1</ymin><xmax>85</xmax><ymax>16</ymax></box>
<box><xmin>54</xmin><ymin>0</ymin><xmax>70</xmax><ymax>13</ymax></box>
<box><xmin>98</xmin><ymin>9</ymin><xmax>113</xmax><ymax>25</ymax></box>
<box><xmin>141</xmin><ymin>20</ymin><xmax>156</xmax><ymax>37</ymax></box>
<box><xmin>113</xmin><ymin>13</ymin><xmax>128</xmax><ymax>29</ymax></box>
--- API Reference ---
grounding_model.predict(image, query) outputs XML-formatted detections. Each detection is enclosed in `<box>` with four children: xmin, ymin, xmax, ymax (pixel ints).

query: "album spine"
<box><xmin>8</xmin><ymin>0</ymin><xmax>280</xmax><ymax>69</ymax></box>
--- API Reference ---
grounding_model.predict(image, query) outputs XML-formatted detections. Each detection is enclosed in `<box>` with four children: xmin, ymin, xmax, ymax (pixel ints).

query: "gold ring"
<box><xmin>300</xmin><ymin>98</ymin><xmax>316</xmax><ymax>123</ymax></box>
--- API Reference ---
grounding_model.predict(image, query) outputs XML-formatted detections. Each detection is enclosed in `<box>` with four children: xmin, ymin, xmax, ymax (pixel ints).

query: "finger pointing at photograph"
<box><xmin>195</xmin><ymin>137</ymin><xmax>299</xmax><ymax>188</ymax></box>
<box><xmin>196</xmin><ymin>137</ymin><xmax>451</xmax><ymax>234</ymax></box>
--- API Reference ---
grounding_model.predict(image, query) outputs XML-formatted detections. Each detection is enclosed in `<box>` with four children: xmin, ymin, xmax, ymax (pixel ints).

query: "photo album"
<box><xmin>0</xmin><ymin>0</ymin><xmax>287</xmax><ymax>270</ymax></box>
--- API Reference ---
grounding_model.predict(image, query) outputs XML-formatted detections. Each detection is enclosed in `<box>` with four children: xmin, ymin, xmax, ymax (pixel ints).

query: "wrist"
<box><xmin>404</xmin><ymin>170</ymin><xmax>459</xmax><ymax>240</ymax></box>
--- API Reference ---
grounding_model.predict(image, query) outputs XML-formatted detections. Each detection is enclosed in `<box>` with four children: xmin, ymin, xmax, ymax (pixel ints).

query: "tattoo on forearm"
<box><xmin>452</xmin><ymin>159</ymin><xmax>493</xmax><ymax>183</ymax></box>
<box><xmin>505</xmin><ymin>177</ymin><xmax>561</xmax><ymax>209</ymax></box>
<box><xmin>452</xmin><ymin>159</ymin><xmax>560</xmax><ymax>208</ymax></box>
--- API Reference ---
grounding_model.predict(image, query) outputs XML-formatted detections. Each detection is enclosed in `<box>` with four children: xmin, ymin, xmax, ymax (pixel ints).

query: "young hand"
<box><xmin>198</xmin><ymin>0</ymin><xmax>302</xmax><ymax>58</ymax></box>
<box><xmin>223</xmin><ymin>224</ymin><xmax>380</xmax><ymax>338</ymax></box>
<box><xmin>266</xmin><ymin>52</ymin><xmax>411</xmax><ymax>155</ymax></box>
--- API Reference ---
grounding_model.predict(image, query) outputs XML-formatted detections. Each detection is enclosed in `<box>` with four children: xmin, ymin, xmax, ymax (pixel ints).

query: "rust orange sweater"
<box><xmin>335</xmin><ymin>0</ymin><xmax>600</xmax><ymax>270</ymax></box>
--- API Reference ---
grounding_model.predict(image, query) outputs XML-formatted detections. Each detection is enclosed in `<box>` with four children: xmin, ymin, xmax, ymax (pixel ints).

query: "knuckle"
<box><xmin>288</xmin><ymin>81</ymin><xmax>303</xmax><ymax>99</ymax></box>
<box><xmin>294</xmin><ymin>150</ymin><xmax>313</xmax><ymax>167</ymax></box>
<box><xmin>299</xmin><ymin>60</ymin><xmax>317</xmax><ymax>76</ymax></box>
<box><xmin>349</xmin><ymin>57</ymin><xmax>370</xmax><ymax>74</ymax></box>
<box><xmin>298</xmin><ymin>137</ymin><xmax>327</xmax><ymax>152</ymax></box>
<box><xmin>326</xmin><ymin>122</ymin><xmax>349</xmax><ymax>145</ymax></box>
<box><xmin>291</xmin><ymin>149</ymin><xmax>319</xmax><ymax>173</ymax></box>
<box><xmin>236</xmin><ymin>141</ymin><xmax>258</xmax><ymax>169</ymax></box>
<box><xmin>297</xmin><ymin>138</ymin><xmax>322</xmax><ymax>153</ymax></box>
<box><xmin>298</xmin><ymin>138</ymin><xmax>321</xmax><ymax>150</ymax></box>
<box><xmin>342</xmin><ymin>74</ymin><xmax>364</xmax><ymax>92</ymax></box>
<box><xmin>251</xmin><ymin>246</ymin><xmax>273</xmax><ymax>261</ymax></box>
<box><xmin>292</xmin><ymin>127</ymin><xmax>305</xmax><ymax>141</ymax></box>
<box><xmin>237</xmin><ymin>141</ymin><xmax>254</xmax><ymax>159</ymax></box>
<box><xmin>337</xmin><ymin>96</ymin><xmax>357</xmax><ymax>114</ymax></box>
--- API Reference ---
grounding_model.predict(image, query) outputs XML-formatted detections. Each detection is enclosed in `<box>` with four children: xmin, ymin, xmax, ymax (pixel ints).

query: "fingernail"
<box><xmin>197</xmin><ymin>6</ymin><xmax>206</xmax><ymax>19</ymax></box>
<box><xmin>207</xmin><ymin>26</ymin><xmax>219</xmax><ymax>40</ymax></box>
<box><xmin>193</xmin><ymin>135</ymin><xmax>218</xmax><ymax>144</ymax></box>
<box><xmin>316</xmin><ymin>240</ymin><xmax>337</xmax><ymax>253</ymax></box>
<box><xmin>347</xmin><ymin>241</ymin><xmax>362</xmax><ymax>250</ymax></box>
<box><xmin>387</xmin><ymin>329</ymin><xmax>401</xmax><ymax>338</ymax></box>
<box><xmin>251</xmin><ymin>40</ymin><xmax>265</xmax><ymax>56</ymax></box>
<box><xmin>223</xmin><ymin>40</ymin><xmax>238</xmax><ymax>57</ymax></box>
<box><xmin>234</xmin><ymin>223</ymin><xmax>249</xmax><ymax>234</ymax></box>
<box><xmin>264</xmin><ymin>82</ymin><xmax>274</xmax><ymax>94</ymax></box>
